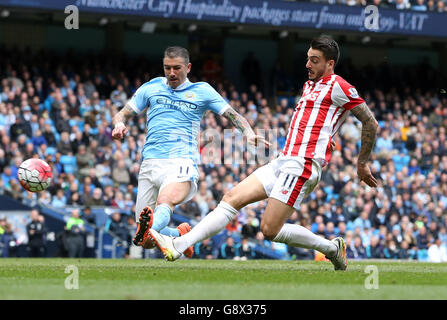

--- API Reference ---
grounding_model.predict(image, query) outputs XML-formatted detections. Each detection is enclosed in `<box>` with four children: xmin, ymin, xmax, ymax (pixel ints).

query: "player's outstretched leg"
<box><xmin>133</xmin><ymin>206</ymin><xmax>154</xmax><ymax>246</ymax></box>
<box><xmin>262</xmin><ymin>198</ymin><xmax>347</xmax><ymax>271</ymax></box>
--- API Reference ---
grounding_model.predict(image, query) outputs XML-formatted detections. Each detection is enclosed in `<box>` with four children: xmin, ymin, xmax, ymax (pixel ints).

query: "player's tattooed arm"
<box><xmin>350</xmin><ymin>102</ymin><xmax>379</xmax><ymax>187</ymax></box>
<box><xmin>112</xmin><ymin>103</ymin><xmax>136</xmax><ymax>140</ymax></box>
<box><xmin>113</xmin><ymin>103</ymin><xmax>136</xmax><ymax>126</ymax></box>
<box><xmin>351</xmin><ymin>102</ymin><xmax>378</xmax><ymax>164</ymax></box>
<box><xmin>222</xmin><ymin>107</ymin><xmax>270</xmax><ymax>147</ymax></box>
<box><xmin>223</xmin><ymin>107</ymin><xmax>254</xmax><ymax>136</ymax></box>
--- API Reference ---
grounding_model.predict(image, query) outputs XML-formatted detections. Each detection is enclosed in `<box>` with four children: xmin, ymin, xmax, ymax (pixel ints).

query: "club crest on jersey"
<box><xmin>281</xmin><ymin>189</ymin><xmax>289</xmax><ymax>195</ymax></box>
<box><xmin>185</xmin><ymin>92</ymin><xmax>195</xmax><ymax>99</ymax></box>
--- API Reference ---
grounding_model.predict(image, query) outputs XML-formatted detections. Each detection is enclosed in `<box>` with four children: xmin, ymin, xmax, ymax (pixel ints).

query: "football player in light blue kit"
<box><xmin>112</xmin><ymin>47</ymin><xmax>269</xmax><ymax>258</ymax></box>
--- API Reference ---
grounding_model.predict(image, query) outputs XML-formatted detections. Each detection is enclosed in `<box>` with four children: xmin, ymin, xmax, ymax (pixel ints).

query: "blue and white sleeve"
<box><xmin>128</xmin><ymin>83</ymin><xmax>150</xmax><ymax>114</ymax></box>
<box><xmin>203</xmin><ymin>83</ymin><xmax>230</xmax><ymax>115</ymax></box>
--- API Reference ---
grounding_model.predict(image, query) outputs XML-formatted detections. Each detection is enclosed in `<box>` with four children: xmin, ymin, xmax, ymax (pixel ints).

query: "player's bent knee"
<box><xmin>157</xmin><ymin>194</ymin><xmax>176</xmax><ymax>207</ymax></box>
<box><xmin>261</xmin><ymin>223</ymin><xmax>278</xmax><ymax>241</ymax></box>
<box><xmin>222</xmin><ymin>191</ymin><xmax>240</xmax><ymax>209</ymax></box>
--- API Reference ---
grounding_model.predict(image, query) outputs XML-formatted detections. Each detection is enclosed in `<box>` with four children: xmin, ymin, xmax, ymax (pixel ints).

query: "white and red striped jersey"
<box><xmin>282</xmin><ymin>73</ymin><xmax>365</xmax><ymax>166</ymax></box>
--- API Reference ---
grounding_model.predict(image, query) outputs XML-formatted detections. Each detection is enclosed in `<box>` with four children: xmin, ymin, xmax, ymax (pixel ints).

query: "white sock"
<box><xmin>273</xmin><ymin>223</ymin><xmax>337</xmax><ymax>257</ymax></box>
<box><xmin>173</xmin><ymin>201</ymin><xmax>238</xmax><ymax>253</ymax></box>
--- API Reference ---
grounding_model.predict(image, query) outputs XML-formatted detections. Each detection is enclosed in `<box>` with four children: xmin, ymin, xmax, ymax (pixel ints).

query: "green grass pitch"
<box><xmin>1</xmin><ymin>258</ymin><xmax>446</xmax><ymax>300</ymax></box>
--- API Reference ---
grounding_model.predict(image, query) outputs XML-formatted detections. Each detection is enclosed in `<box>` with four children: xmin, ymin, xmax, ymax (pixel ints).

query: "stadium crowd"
<box><xmin>302</xmin><ymin>0</ymin><xmax>447</xmax><ymax>12</ymax></box>
<box><xmin>0</xmin><ymin>45</ymin><xmax>447</xmax><ymax>262</ymax></box>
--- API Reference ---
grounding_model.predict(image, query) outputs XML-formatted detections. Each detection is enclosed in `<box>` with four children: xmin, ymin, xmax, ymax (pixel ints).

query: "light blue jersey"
<box><xmin>128</xmin><ymin>77</ymin><xmax>229</xmax><ymax>163</ymax></box>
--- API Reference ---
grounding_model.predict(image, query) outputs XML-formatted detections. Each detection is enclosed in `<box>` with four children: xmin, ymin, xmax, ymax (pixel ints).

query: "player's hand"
<box><xmin>112</xmin><ymin>123</ymin><xmax>128</xmax><ymax>140</ymax></box>
<box><xmin>247</xmin><ymin>134</ymin><xmax>271</xmax><ymax>148</ymax></box>
<box><xmin>357</xmin><ymin>162</ymin><xmax>378</xmax><ymax>188</ymax></box>
<box><xmin>330</xmin><ymin>140</ymin><xmax>336</xmax><ymax>153</ymax></box>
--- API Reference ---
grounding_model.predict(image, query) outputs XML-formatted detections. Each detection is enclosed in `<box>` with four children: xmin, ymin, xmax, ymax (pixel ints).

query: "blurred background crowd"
<box><xmin>0</xmin><ymin>44</ymin><xmax>446</xmax><ymax>262</ymax></box>
<box><xmin>301</xmin><ymin>0</ymin><xmax>447</xmax><ymax>12</ymax></box>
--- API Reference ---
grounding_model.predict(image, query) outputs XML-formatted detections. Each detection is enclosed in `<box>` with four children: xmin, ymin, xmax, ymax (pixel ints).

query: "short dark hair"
<box><xmin>310</xmin><ymin>35</ymin><xmax>340</xmax><ymax>66</ymax></box>
<box><xmin>164</xmin><ymin>46</ymin><xmax>190</xmax><ymax>65</ymax></box>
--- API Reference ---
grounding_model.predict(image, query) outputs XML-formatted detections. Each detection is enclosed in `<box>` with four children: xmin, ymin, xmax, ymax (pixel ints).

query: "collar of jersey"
<box><xmin>163</xmin><ymin>77</ymin><xmax>192</xmax><ymax>91</ymax></box>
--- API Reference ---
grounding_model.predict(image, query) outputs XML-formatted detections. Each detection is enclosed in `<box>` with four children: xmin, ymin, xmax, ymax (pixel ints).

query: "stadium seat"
<box><xmin>60</xmin><ymin>155</ymin><xmax>77</xmax><ymax>174</ymax></box>
<box><xmin>46</xmin><ymin>147</ymin><xmax>56</xmax><ymax>156</ymax></box>
<box><xmin>417</xmin><ymin>249</ymin><xmax>428</xmax><ymax>262</ymax></box>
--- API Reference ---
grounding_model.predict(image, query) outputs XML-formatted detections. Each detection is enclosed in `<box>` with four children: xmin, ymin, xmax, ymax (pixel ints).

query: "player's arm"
<box><xmin>350</xmin><ymin>102</ymin><xmax>379</xmax><ymax>188</ymax></box>
<box><xmin>222</xmin><ymin>107</ymin><xmax>270</xmax><ymax>147</ymax></box>
<box><xmin>112</xmin><ymin>103</ymin><xmax>136</xmax><ymax>140</ymax></box>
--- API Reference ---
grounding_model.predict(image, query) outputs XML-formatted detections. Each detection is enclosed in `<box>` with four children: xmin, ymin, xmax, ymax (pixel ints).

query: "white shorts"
<box><xmin>253</xmin><ymin>156</ymin><xmax>322</xmax><ymax>210</ymax></box>
<box><xmin>134</xmin><ymin>158</ymin><xmax>199</xmax><ymax>219</ymax></box>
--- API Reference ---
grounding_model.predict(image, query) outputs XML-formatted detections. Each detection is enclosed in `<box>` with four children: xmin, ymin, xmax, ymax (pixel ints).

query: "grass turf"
<box><xmin>0</xmin><ymin>258</ymin><xmax>446</xmax><ymax>300</ymax></box>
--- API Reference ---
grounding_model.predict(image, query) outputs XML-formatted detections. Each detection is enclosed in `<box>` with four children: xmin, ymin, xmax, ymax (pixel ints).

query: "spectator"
<box><xmin>416</xmin><ymin>226</ymin><xmax>430</xmax><ymax>250</ymax></box>
<box><xmin>436</xmin><ymin>0</ymin><xmax>446</xmax><ymax>12</ymax></box>
<box><xmin>1</xmin><ymin>166</ymin><xmax>15</xmax><ymax>188</ymax></box>
<box><xmin>51</xmin><ymin>189</ymin><xmax>67</xmax><ymax>208</ymax></box>
<box><xmin>195</xmin><ymin>238</ymin><xmax>215</xmax><ymax>259</ymax></box>
<box><xmin>219</xmin><ymin>237</ymin><xmax>237</xmax><ymax>259</ymax></box>
<box><xmin>9</xmin><ymin>116</ymin><xmax>32</xmax><ymax>140</ymax></box>
<box><xmin>1</xmin><ymin>222</ymin><xmax>17</xmax><ymax>257</ymax></box>
<box><xmin>0</xmin><ymin>217</ymin><xmax>5</xmax><ymax>235</ymax></box>
<box><xmin>26</xmin><ymin>209</ymin><xmax>46</xmax><ymax>257</ymax></box>
<box><xmin>65</xmin><ymin>209</ymin><xmax>85</xmax><ymax>258</ymax></box>
<box><xmin>366</xmin><ymin>235</ymin><xmax>384</xmax><ymax>258</ymax></box>
<box><xmin>384</xmin><ymin>240</ymin><xmax>400</xmax><ymax>259</ymax></box>
<box><xmin>427</xmin><ymin>238</ymin><xmax>447</xmax><ymax>262</ymax></box>
<box><xmin>42</xmin><ymin>124</ymin><xmax>57</xmax><ymax>147</ymax></box>
<box><xmin>354</xmin><ymin>210</ymin><xmax>372</xmax><ymax>230</ymax></box>
<box><xmin>84</xmin><ymin>187</ymin><xmax>105</xmax><ymax>207</ymax></box>
<box><xmin>395</xmin><ymin>0</ymin><xmax>411</xmax><ymax>9</ymax></box>
<box><xmin>112</xmin><ymin>160</ymin><xmax>130</xmax><ymax>187</ymax></box>
<box><xmin>30</xmin><ymin>129</ymin><xmax>48</xmax><ymax>149</ymax></box>
<box><xmin>82</xmin><ymin>206</ymin><xmax>96</xmax><ymax>225</ymax></box>
<box><xmin>76</xmin><ymin>144</ymin><xmax>96</xmax><ymax>179</ymax></box>
<box><xmin>55</xmin><ymin>110</ymin><xmax>71</xmax><ymax>133</ymax></box>
<box><xmin>351</xmin><ymin>236</ymin><xmax>367</xmax><ymax>259</ymax></box>
<box><xmin>105</xmin><ymin>212</ymin><xmax>129</xmax><ymax>242</ymax></box>
<box><xmin>241</xmin><ymin>211</ymin><xmax>260</xmax><ymax>238</ymax></box>
<box><xmin>397</xmin><ymin>240</ymin><xmax>414</xmax><ymax>259</ymax></box>
<box><xmin>195</xmin><ymin>182</ymin><xmax>214</xmax><ymax>217</ymax></box>
<box><xmin>57</xmin><ymin>131</ymin><xmax>73</xmax><ymax>155</ymax></box>
<box><xmin>235</xmin><ymin>237</ymin><xmax>255</xmax><ymax>260</ymax></box>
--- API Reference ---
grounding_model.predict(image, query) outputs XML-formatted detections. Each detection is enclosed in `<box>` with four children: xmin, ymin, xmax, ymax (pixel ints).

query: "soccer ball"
<box><xmin>17</xmin><ymin>158</ymin><xmax>53</xmax><ymax>192</ymax></box>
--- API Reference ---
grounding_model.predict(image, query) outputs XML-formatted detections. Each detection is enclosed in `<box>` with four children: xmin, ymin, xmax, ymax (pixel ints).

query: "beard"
<box><xmin>308</xmin><ymin>69</ymin><xmax>324</xmax><ymax>82</ymax></box>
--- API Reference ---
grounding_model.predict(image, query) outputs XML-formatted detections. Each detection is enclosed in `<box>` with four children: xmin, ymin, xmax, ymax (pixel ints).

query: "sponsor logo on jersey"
<box><xmin>155</xmin><ymin>97</ymin><xmax>198</xmax><ymax>110</ymax></box>
<box><xmin>349</xmin><ymin>88</ymin><xmax>359</xmax><ymax>98</ymax></box>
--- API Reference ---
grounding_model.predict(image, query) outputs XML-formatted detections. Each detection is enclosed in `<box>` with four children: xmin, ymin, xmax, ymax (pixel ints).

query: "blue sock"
<box><xmin>160</xmin><ymin>227</ymin><xmax>180</xmax><ymax>237</ymax></box>
<box><xmin>151</xmin><ymin>204</ymin><xmax>173</xmax><ymax>232</ymax></box>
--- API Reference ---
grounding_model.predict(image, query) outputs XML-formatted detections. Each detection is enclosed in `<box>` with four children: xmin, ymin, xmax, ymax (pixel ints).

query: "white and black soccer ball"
<box><xmin>17</xmin><ymin>158</ymin><xmax>53</xmax><ymax>192</ymax></box>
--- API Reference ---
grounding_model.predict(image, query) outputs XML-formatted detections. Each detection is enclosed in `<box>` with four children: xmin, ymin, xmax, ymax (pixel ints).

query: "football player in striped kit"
<box><xmin>150</xmin><ymin>35</ymin><xmax>378</xmax><ymax>270</ymax></box>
